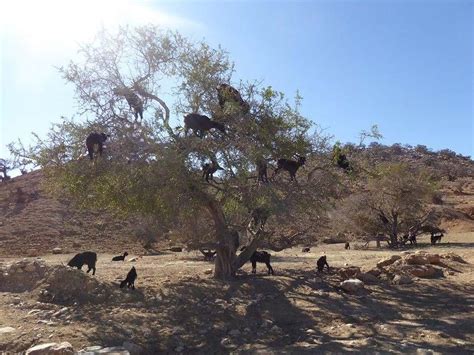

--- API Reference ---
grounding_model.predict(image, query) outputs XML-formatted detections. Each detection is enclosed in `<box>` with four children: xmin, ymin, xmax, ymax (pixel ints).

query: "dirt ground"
<box><xmin>0</xmin><ymin>232</ymin><xmax>473</xmax><ymax>354</ymax></box>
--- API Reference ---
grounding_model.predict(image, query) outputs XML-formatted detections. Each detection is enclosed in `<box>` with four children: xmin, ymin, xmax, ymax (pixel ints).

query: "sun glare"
<box><xmin>1</xmin><ymin>0</ymin><xmax>199</xmax><ymax>52</ymax></box>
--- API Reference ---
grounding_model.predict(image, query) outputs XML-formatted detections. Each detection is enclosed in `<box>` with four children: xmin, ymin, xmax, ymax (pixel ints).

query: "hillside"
<box><xmin>0</xmin><ymin>146</ymin><xmax>473</xmax><ymax>256</ymax></box>
<box><xmin>0</xmin><ymin>170</ymin><xmax>144</xmax><ymax>256</ymax></box>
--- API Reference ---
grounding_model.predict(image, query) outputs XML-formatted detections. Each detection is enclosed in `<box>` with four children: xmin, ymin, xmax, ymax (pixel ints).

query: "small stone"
<box><xmin>220</xmin><ymin>337</ymin><xmax>233</xmax><ymax>347</ymax></box>
<box><xmin>122</xmin><ymin>341</ymin><xmax>143</xmax><ymax>354</ymax></box>
<box><xmin>175</xmin><ymin>345</ymin><xmax>184</xmax><ymax>352</ymax></box>
<box><xmin>52</xmin><ymin>248</ymin><xmax>63</xmax><ymax>255</ymax></box>
<box><xmin>25</xmin><ymin>342</ymin><xmax>74</xmax><ymax>354</ymax></box>
<box><xmin>0</xmin><ymin>326</ymin><xmax>15</xmax><ymax>334</ymax></box>
<box><xmin>340</xmin><ymin>279</ymin><xmax>365</xmax><ymax>293</ymax></box>
<box><xmin>204</xmin><ymin>269</ymin><xmax>213</xmax><ymax>275</ymax></box>
<box><xmin>228</xmin><ymin>329</ymin><xmax>241</xmax><ymax>336</ymax></box>
<box><xmin>393</xmin><ymin>274</ymin><xmax>413</xmax><ymax>285</ymax></box>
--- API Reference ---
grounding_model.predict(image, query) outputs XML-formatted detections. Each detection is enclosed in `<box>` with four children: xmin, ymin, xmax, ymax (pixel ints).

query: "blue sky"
<box><xmin>1</xmin><ymin>0</ymin><xmax>472</xmax><ymax>159</ymax></box>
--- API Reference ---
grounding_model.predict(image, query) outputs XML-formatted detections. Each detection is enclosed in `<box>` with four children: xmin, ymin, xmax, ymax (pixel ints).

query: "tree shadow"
<box><xmin>66</xmin><ymin>265</ymin><xmax>473</xmax><ymax>354</ymax></box>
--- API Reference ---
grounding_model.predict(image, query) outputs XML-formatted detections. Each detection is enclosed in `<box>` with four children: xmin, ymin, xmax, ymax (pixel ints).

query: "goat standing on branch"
<box><xmin>273</xmin><ymin>156</ymin><xmax>306</xmax><ymax>181</ymax></box>
<box><xmin>184</xmin><ymin>113</ymin><xmax>226</xmax><ymax>138</ymax></box>
<box><xmin>202</xmin><ymin>160</ymin><xmax>223</xmax><ymax>183</ymax></box>
<box><xmin>85</xmin><ymin>133</ymin><xmax>109</xmax><ymax>160</ymax></box>
<box><xmin>217</xmin><ymin>83</ymin><xmax>250</xmax><ymax>114</ymax></box>
<box><xmin>113</xmin><ymin>87</ymin><xmax>144</xmax><ymax>121</ymax></box>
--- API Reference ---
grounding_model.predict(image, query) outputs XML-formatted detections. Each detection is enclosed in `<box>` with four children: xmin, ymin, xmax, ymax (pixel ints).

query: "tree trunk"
<box><xmin>214</xmin><ymin>230</ymin><xmax>239</xmax><ymax>280</ymax></box>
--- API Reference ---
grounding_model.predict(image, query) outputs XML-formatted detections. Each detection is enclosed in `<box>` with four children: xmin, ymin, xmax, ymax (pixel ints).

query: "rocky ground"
<box><xmin>0</xmin><ymin>232</ymin><xmax>473</xmax><ymax>354</ymax></box>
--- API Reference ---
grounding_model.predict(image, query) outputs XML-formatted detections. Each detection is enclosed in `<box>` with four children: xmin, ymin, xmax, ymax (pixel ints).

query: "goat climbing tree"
<box><xmin>10</xmin><ymin>26</ymin><xmax>336</xmax><ymax>280</ymax></box>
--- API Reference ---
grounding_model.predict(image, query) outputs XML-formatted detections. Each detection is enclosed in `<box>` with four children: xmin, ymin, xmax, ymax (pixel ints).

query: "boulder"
<box><xmin>377</xmin><ymin>255</ymin><xmax>401</xmax><ymax>268</ymax></box>
<box><xmin>340</xmin><ymin>279</ymin><xmax>365</xmax><ymax>293</ymax></box>
<box><xmin>366</xmin><ymin>268</ymin><xmax>382</xmax><ymax>277</ymax></box>
<box><xmin>52</xmin><ymin>248</ymin><xmax>63</xmax><ymax>255</ymax></box>
<box><xmin>404</xmin><ymin>254</ymin><xmax>429</xmax><ymax>265</ymax></box>
<box><xmin>338</xmin><ymin>266</ymin><xmax>361</xmax><ymax>279</ymax></box>
<box><xmin>26</xmin><ymin>342</ymin><xmax>74</xmax><ymax>355</ymax></box>
<box><xmin>122</xmin><ymin>341</ymin><xmax>143</xmax><ymax>354</ymax></box>
<box><xmin>425</xmin><ymin>254</ymin><xmax>441</xmax><ymax>265</ymax></box>
<box><xmin>400</xmin><ymin>265</ymin><xmax>441</xmax><ymax>278</ymax></box>
<box><xmin>357</xmin><ymin>272</ymin><xmax>379</xmax><ymax>284</ymax></box>
<box><xmin>441</xmin><ymin>253</ymin><xmax>466</xmax><ymax>264</ymax></box>
<box><xmin>392</xmin><ymin>274</ymin><xmax>413</xmax><ymax>285</ymax></box>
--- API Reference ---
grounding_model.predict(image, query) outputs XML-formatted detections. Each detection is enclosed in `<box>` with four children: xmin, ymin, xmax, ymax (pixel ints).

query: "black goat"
<box><xmin>184</xmin><ymin>113</ymin><xmax>226</xmax><ymax>138</ymax></box>
<box><xmin>120</xmin><ymin>267</ymin><xmax>137</xmax><ymax>290</ymax></box>
<box><xmin>256</xmin><ymin>159</ymin><xmax>269</xmax><ymax>183</ymax></box>
<box><xmin>202</xmin><ymin>160</ymin><xmax>223</xmax><ymax>182</ymax></box>
<box><xmin>273</xmin><ymin>156</ymin><xmax>306</xmax><ymax>181</ymax></box>
<box><xmin>431</xmin><ymin>232</ymin><xmax>444</xmax><ymax>245</ymax></box>
<box><xmin>250</xmin><ymin>208</ymin><xmax>269</xmax><ymax>230</ymax></box>
<box><xmin>86</xmin><ymin>132</ymin><xmax>109</xmax><ymax>160</ymax></box>
<box><xmin>67</xmin><ymin>252</ymin><xmax>97</xmax><ymax>275</ymax></box>
<box><xmin>317</xmin><ymin>255</ymin><xmax>330</xmax><ymax>272</ymax></box>
<box><xmin>248</xmin><ymin>250</ymin><xmax>274</xmax><ymax>275</ymax></box>
<box><xmin>217</xmin><ymin>83</ymin><xmax>250</xmax><ymax>114</ymax></box>
<box><xmin>200</xmin><ymin>248</ymin><xmax>217</xmax><ymax>261</ymax></box>
<box><xmin>112</xmin><ymin>252</ymin><xmax>128</xmax><ymax>262</ymax></box>
<box><xmin>113</xmin><ymin>87</ymin><xmax>144</xmax><ymax>120</ymax></box>
<box><xmin>336</xmin><ymin>154</ymin><xmax>352</xmax><ymax>173</ymax></box>
<box><xmin>345</xmin><ymin>242</ymin><xmax>350</xmax><ymax>250</ymax></box>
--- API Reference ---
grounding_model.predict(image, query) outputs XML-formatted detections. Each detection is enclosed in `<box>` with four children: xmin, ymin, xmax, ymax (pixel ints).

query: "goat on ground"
<box><xmin>273</xmin><ymin>156</ymin><xmax>306</xmax><ymax>181</ymax></box>
<box><xmin>200</xmin><ymin>248</ymin><xmax>217</xmax><ymax>261</ymax></box>
<box><xmin>336</xmin><ymin>154</ymin><xmax>352</xmax><ymax>173</ymax></box>
<box><xmin>202</xmin><ymin>160</ymin><xmax>223</xmax><ymax>182</ymax></box>
<box><xmin>67</xmin><ymin>251</ymin><xmax>97</xmax><ymax>275</ymax></box>
<box><xmin>317</xmin><ymin>255</ymin><xmax>330</xmax><ymax>272</ymax></box>
<box><xmin>216</xmin><ymin>83</ymin><xmax>250</xmax><ymax>114</ymax></box>
<box><xmin>86</xmin><ymin>133</ymin><xmax>109</xmax><ymax>160</ymax></box>
<box><xmin>112</xmin><ymin>252</ymin><xmax>128</xmax><ymax>262</ymax></box>
<box><xmin>431</xmin><ymin>232</ymin><xmax>444</xmax><ymax>245</ymax></box>
<box><xmin>120</xmin><ymin>267</ymin><xmax>137</xmax><ymax>290</ymax></box>
<box><xmin>243</xmin><ymin>248</ymin><xmax>274</xmax><ymax>275</ymax></box>
<box><xmin>113</xmin><ymin>87</ymin><xmax>144</xmax><ymax>120</ymax></box>
<box><xmin>184</xmin><ymin>113</ymin><xmax>226</xmax><ymax>138</ymax></box>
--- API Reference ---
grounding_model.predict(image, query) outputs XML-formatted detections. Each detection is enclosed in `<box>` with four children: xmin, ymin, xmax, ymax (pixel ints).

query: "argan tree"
<box><xmin>334</xmin><ymin>162</ymin><xmax>437</xmax><ymax>246</ymax></box>
<box><xmin>11</xmin><ymin>26</ymin><xmax>336</xmax><ymax>279</ymax></box>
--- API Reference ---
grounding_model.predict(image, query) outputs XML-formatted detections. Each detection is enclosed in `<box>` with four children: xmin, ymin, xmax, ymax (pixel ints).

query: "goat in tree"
<box><xmin>202</xmin><ymin>160</ymin><xmax>223</xmax><ymax>183</ymax></box>
<box><xmin>184</xmin><ymin>113</ymin><xmax>226</xmax><ymax>138</ymax></box>
<box><xmin>256</xmin><ymin>159</ymin><xmax>269</xmax><ymax>184</ymax></box>
<box><xmin>273</xmin><ymin>156</ymin><xmax>306</xmax><ymax>181</ymax></box>
<box><xmin>216</xmin><ymin>83</ymin><xmax>250</xmax><ymax>114</ymax></box>
<box><xmin>86</xmin><ymin>133</ymin><xmax>109</xmax><ymax>160</ymax></box>
<box><xmin>250</xmin><ymin>207</ymin><xmax>269</xmax><ymax>230</ymax></box>
<box><xmin>113</xmin><ymin>87</ymin><xmax>144</xmax><ymax>120</ymax></box>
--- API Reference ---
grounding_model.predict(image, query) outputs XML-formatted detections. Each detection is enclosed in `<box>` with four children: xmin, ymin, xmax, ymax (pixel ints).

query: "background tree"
<box><xmin>333</xmin><ymin>162</ymin><xmax>437</xmax><ymax>246</ymax></box>
<box><xmin>11</xmin><ymin>25</ymin><xmax>336</xmax><ymax>280</ymax></box>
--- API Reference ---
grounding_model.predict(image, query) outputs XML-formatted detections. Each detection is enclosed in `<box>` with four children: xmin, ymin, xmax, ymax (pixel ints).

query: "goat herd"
<box><xmin>65</xmin><ymin>247</ymin><xmax>336</xmax><ymax>291</ymax></box>
<box><xmin>85</xmin><ymin>83</ymin><xmax>308</xmax><ymax>183</ymax></box>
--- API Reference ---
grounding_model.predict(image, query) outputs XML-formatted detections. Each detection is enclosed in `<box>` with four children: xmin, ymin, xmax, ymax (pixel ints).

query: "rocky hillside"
<box><xmin>0</xmin><ymin>146</ymin><xmax>473</xmax><ymax>256</ymax></box>
<box><xmin>0</xmin><ymin>170</ymin><xmax>144</xmax><ymax>256</ymax></box>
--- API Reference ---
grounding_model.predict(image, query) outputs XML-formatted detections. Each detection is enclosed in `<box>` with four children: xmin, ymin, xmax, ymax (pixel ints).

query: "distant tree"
<box><xmin>336</xmin><ymin>163</ymin><xmax>437</xmax><ymax>247</ymax></box>
<box><xmin>10</xmin><ymin>26</ymin><xmax>335</xmax><ymax>280</ymax></box>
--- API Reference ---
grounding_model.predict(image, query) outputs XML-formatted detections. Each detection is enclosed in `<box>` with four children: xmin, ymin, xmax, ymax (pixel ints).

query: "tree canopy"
<box><xmin>11</xmin><ymin>25</ymin><xmax>337</xmax><ymax>279</ymax></box>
